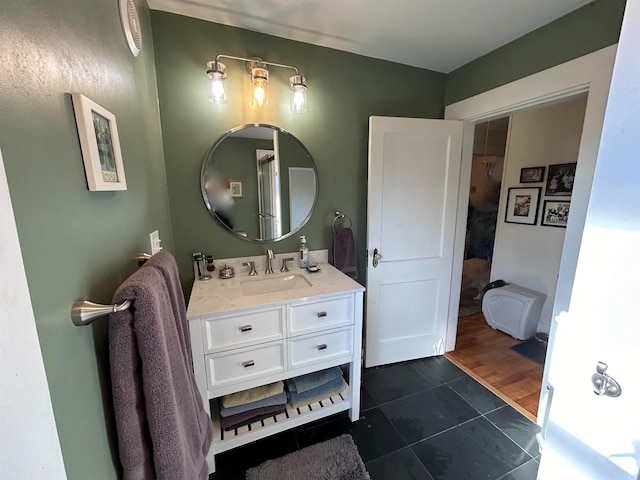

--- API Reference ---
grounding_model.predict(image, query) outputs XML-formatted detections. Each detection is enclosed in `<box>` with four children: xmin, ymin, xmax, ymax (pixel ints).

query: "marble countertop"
<box><xmin>186</xmin><ymin>252</ymin><xmax>365</xmax><ymax>319</ymax></box>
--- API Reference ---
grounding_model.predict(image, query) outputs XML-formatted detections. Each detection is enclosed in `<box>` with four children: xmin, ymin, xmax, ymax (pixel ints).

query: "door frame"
<box><xmin>444</xmin><ymin>45</ymin><xmax>617</xmax><ymax>418</ymax></box>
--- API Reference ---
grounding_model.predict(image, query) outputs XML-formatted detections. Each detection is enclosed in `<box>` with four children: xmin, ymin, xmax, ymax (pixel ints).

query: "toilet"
<box><xmin>481</xmin><ymin>284</ymin><xmax>546</xmax><ymax>340</ymax></box>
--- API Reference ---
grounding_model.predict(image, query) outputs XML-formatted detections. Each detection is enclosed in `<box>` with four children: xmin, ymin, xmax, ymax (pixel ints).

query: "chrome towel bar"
<box><xmin>71</xmin><ymin>253</ymin><xmax>152</xmax><ymax>326</ymax></box>
<box><xmin>72</xmin><ymin>300</ymin><xmax>132</xmax><ymax>326</ymax></box>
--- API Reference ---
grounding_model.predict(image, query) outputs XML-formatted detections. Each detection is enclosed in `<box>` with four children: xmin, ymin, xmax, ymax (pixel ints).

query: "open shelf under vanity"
<box><xmin>211</xmin><ymin>384</ymin><xmax>352</xmax><ymax>454</ymax></box>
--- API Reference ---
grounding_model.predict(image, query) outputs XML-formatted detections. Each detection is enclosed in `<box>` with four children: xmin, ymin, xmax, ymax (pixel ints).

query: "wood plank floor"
<box><xmin>445</xmin><ymin>313</ymin><xmax>544</xmax><ymax>422</ymax></box>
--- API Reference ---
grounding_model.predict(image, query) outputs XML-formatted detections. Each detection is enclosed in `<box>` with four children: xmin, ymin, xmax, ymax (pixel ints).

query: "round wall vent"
<box><xmin>119</xmin><ymin>0</ymin><xmax>142</xmax><ymax>57</ymax></box>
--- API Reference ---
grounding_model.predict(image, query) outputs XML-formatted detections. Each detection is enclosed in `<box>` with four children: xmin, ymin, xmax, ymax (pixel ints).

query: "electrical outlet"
<box><xmin>149</xmin><ymin>230</ymin><xmax>162</xmax><ymax>254</ymax></box>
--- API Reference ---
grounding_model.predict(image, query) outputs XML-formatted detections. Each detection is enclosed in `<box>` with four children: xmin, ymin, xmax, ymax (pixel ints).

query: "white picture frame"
<box><xmin>228</xmin><ymin>180</ymin><xmax>243</xmax><ymax>198</ymax></box>
<box><xmin>71</xmin><ymin>93</ymin><xmax>127</xmax><ymax>191</ymax></box>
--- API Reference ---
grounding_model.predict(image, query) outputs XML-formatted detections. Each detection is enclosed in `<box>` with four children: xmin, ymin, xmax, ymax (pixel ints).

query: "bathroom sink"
<box><xmin>240</xmin><ymin>274</ymin><xmax>313</xmax><ymax>296</ymax></box>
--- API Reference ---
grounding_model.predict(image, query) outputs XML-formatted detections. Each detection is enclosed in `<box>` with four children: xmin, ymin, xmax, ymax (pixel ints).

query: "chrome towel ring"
<box><xmin>332</xmin><ymin>211</ymin><xmax>352</xmax><ymax>233</ymax></box>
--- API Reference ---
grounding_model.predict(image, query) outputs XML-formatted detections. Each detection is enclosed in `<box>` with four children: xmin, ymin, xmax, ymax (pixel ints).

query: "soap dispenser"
<box><xmin>299</xmin><ymin>235</ymin><xmax>309</xmax><ymax>268</ymax></box>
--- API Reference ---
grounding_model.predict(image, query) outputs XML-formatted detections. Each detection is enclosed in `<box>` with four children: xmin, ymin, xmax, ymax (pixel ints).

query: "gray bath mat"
<box><xmin>511</xmin><ymin>338</ymin><xmax>546</xmax><ymax>365</ymax></box>
<box><xmin>245</xmin><ymin>434</ymin><xmax>370</xmax><ymax>480</ymax></box>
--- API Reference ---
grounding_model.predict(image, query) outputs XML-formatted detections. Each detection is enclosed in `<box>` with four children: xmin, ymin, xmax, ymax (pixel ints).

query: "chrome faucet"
<box><xmin>280</xmin><ymin>257</ymin><xmax>294</xmax><ymax>272</ymax></box>
<box><xmin>243</xmin><ymin>261</ymin><xmax>258</xmax><ymax>276</ymax></box>
<box><xmin>265</xmin><ymin>249</ymin><xmax>275</xmax><ymax>274</ymax></box>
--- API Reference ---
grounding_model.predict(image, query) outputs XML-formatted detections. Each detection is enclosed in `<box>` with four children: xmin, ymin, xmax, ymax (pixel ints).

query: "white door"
<box><xmin>538</xmin><ymin>5</ymin><xmax>640</xmax><ymax>478</ymax></box>
<box><xmin>365</xmin><ymin>116</ymin><xmax>463</xmax><ymax>367</ymax></box>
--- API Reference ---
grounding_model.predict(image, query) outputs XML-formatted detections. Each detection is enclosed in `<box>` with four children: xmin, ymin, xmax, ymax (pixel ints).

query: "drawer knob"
<box><xmin>317</xmin><ymin>344</ymin><xmax>328</xmax><ymax>350</ymax></box>
<box><xmin>242</xmin><ymin>360</ymin><xmax>255</xmax><ymax>368</ymax></box>
<box><xmin>317</xmin><ymin>311</ymin><xmax>327</xmax><ymax>318</ymax></box>
<box><xmin>239</xmin><ymin>325</ymin><xmax>253</xmax><ymax>332</ymax></box>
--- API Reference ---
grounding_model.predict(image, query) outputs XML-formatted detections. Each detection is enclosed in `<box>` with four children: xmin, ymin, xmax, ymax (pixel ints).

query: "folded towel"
<box><xmin>222</xmin><ymin>381</ymin><xmax>284</xmax><ymax>409</ymax></box>
<box><xmin>219</xmin><ymin>391</ymin><xmax>288</xmax><ymax>417</ymax></box>
<box><xmin>286</xmin><ymin>374</ymin><xmax>344</xmax><ymax>406</ymax></box>
<box><xmin>222</xmin><ymin>407</ymin><xmax>286</xmax><ymax>432</ymax></box>
<box><xmin>332</xmin><ymin>227</ymin><xmax>358</xmax><ymax>278</ymax></box>
<box><xmin>289</xmin><ymin>378</ymin><xmax>348</xmax><ymax>409</ymax></box>
<box><xmin>220</xmin><ymin>404</ymin><xmax>287</xmax><ymax>431</ymax></box>
<box><xmin>284</xmin><ymin>366</ymin><xmax>343</xmax><ymax>394</ymax></box>
<box><xmin>109</xmin><ymin>259</ymin><xmax>212</xmax><ymax>480</ymax></box>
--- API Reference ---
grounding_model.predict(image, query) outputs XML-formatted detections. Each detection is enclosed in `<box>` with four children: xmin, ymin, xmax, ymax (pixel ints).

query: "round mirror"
<box><xmin>201</xmin><ymin>124</ymin><xmax>318</xmax><ymax>242</ymax></box>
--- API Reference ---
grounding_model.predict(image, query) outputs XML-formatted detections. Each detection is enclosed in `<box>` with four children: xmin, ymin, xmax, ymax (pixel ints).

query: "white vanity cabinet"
<box><xmin>186</xmin><ymin>261</ymin><xmax>364</xmax><ymax>474</ymax></box>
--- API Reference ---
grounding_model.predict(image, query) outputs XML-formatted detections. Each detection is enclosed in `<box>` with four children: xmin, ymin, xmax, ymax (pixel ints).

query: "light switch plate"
<box><xmin>149</xmin><ymin>230</ymin><xmax>162</xmax><ymax>254</ymax></box>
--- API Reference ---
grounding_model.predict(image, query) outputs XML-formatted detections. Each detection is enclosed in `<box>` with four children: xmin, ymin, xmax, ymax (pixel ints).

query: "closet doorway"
<box><xmin>450</xmin><ymin>96</ymin><xmax>588</xmax><ymax>421</ymax></box>
<box><xmin>459</xmin><ymin>117</ymin><xmax>509</xmax><ymax>318</ymax></box>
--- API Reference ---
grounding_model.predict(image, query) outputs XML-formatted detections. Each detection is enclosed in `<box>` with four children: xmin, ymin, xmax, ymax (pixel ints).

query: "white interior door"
<box><xmin>365</xmin><ymin>116</ymin><xmax>463</xmax><ymax>367</ymax></box>
<box><xmin>538</xmin><ymin>5</ymin><xmax>640</xmax><ymax>478</ymax></box>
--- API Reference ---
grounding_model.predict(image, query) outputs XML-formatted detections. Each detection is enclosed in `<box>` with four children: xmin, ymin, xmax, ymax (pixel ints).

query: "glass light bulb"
<box><xmin>207</xmin><ymin>61</ymin><xmax>227</xmax><ymax>104</ymax></box>
<box><xmin>209</xmin><ymin>74</ymin><xmax>226</xmax><ymax>104</ymax></box>
<box><xmin>251</xmin><ymin>78</ymin><xmax>269</xmax><ymax>108</ymax></box>
<box><xmin>251</xmin><ymin>67</ymin><xmax>269</xmax><ymax>109</ymax></box>
<box><xmin>253</xmin><ymin>82</ymin><xmax>266</xmax><ymax>108</ymax></box>
<box><xmin>289</xmin><ymin>75</ymin><xmax>307</xmax><ymax>113</ymax></box>
<box><xmin>293</xmin><ymin>89</ymin><xmax>305</xmax><ymax>112</ymax></box>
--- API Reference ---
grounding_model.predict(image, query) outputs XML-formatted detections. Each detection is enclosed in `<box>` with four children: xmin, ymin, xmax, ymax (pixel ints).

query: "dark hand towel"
<box><xmin>109</xmin><ymin>256</ymin><xmax>212</xmax><ymax>480</ymax></box>
<box><xmin>332</xmin><ymin>227</ymin><xmax>358</xmax><ymax>278</ymax></box>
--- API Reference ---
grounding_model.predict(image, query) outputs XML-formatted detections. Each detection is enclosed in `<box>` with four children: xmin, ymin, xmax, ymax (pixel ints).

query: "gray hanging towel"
<box><xmin>332</xmin><ymin>227</ymin><xmax>358</xmax><ymax>278</ymax></box>
<box><xmin>109</xmin><ymin>251</ymin><xmax>213</xmax><ymax>480</ymax></box>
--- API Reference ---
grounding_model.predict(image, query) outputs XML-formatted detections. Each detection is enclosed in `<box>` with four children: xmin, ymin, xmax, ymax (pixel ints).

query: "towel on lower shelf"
<box><xmin>219</xmin><ymin>391</ymin><xmax>287</xmax><ymax>417</ymax></box>
<box><xmin>220</xmin><ymin>404</ymin><xmax>286</xmax><ymax>431</ymax></box>
<box><xmin>222</xmin><ymin>381</ymin><xmax>284</xmax><ymax>409</ymax></box>
<box><xmin>286</xmin><ymin>375</ymin><xmax>347</xmax><ymax>408</ymax></box>
<box><xmin>284</xmin><ymin>366</ymin><xmax>343</xmax><ymax>394</ymax></box>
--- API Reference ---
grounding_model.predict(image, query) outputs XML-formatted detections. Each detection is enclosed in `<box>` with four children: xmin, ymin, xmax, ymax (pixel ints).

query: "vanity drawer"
<box><xmin>288</xmin><ymin>296</ymin><xmax>353</xmax><ymax>335</ymax></box>
<box><xmin>206</xmin><ymin>341</ymin><xmax>285</xmax><ymax>390</ymax></box>
<box><xmin>204</xmin><ymin>307</ymin><xmax>284</xmax><ymax>353</ymax></box>
<box><xmin>289</xmin><ymin>327</ymin><xmax>352</xmax><ymax>369</ymax></box>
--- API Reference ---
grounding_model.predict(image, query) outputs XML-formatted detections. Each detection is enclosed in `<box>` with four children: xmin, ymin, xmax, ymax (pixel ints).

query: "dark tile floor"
<box><xmin>209</xmin><ymin>356</ymin><xmax>541</xmax><ymax>480</ymax></box>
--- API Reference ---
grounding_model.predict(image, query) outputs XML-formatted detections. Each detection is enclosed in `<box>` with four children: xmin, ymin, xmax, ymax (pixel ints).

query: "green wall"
<box><xmin>0</xmin><ymin>0</ymin><xmax>172</xmax><ymax>478</ymax></box>
<box><xmin>150</xmin><ymin>12</ymin><xmax>446</xmax><ymax>289</ymax></box>
<box><xmin>445</xmin><ymin>0</ymin><xmax>626</xmax><ymax>105</ymax></box>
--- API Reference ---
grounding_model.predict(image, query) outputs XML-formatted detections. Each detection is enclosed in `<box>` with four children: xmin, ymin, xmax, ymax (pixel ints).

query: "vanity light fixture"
<box><xmin>206</xmin><ymin>54</ymin><xmax>307</xmax><ymax>113</ymax></box>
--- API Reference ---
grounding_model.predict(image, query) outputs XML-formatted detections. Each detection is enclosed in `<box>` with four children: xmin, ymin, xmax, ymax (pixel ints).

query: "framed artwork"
<box><xmin>520</xmin><ymin>166</ymin><xmax>545</xmax><ymax>183</ymax></box>
<box><xmin>545</xmin><ymin>162</ymin><xmax>576</xmax><ymax>196</ymax></box>
<box><xmin>71</xmin><ymin>93</ymin><xmax>127</xmax><ymax>191</ymax></box>
<box><xmin>541</xmin><ymin>200</ymin><xmax>570</xmax><ymax>228</ymax></box>
<box><xmin>229</xmin><ymin>180</ymin><xmax>243</xmax><ymax>198</ymax></box>
<box><xmin>504</xmin><ymin>187</ymin><xmax>541</xmax><ymax>225</ymax></box>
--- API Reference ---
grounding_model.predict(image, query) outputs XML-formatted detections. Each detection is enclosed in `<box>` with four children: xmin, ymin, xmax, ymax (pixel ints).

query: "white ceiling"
<box><xmin>147</xmin><ymin>0</ymin><xmax>592</xmax><ymax>73</ymax></box>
